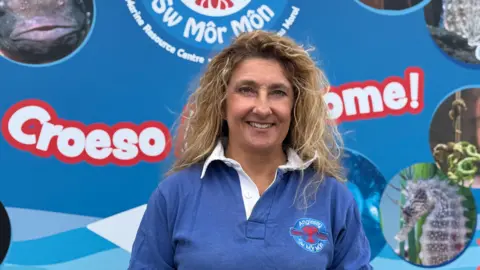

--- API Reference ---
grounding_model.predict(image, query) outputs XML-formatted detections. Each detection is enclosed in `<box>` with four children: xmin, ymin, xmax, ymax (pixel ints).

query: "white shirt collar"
<box><xmin>200</xmin><ymin>140</ymin><xmax>318</xmax><ymax>179</ymax></box>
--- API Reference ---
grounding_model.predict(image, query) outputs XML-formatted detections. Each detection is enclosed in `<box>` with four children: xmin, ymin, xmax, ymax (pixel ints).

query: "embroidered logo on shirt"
<box><xmin>289</xmin><ymin>218</ymin><xmax>328</xmax><ymax>253</ymax></box>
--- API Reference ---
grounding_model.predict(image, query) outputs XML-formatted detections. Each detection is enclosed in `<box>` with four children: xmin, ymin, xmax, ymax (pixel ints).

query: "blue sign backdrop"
<box><xmin>0</xmin><ymin>0</ymin><xmax>479</xmax><ymax>269</ymax></box>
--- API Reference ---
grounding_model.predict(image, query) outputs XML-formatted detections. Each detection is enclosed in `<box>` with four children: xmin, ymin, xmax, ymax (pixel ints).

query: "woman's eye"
<box><xmin>272</xmin><ymin>90</ymin><xmax>286</xmax><ymax>96</ymax></box>
<box><xmin>238</xmin><ymin>87</ymin><xmax>254</xmax><ymax>93</ymax></box>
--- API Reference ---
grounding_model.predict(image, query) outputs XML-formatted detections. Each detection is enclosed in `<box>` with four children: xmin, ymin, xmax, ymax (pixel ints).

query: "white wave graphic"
<box><xmin>86</xmin><ymin>204</ymin><xmax>147</xmax><ymax>253</ymax></box>
<box><xmin>6</xmin><ymin>207</ymin><xmax>100</xmax><ymax>241</ymax></box>
<box><xmin>2</xmin><ymin>248</ymin><xmax>130</xmax><ymax>270</ymax></box>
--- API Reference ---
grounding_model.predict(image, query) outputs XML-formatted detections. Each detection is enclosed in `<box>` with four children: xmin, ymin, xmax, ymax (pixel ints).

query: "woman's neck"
<box><xmin>225</xmin><ymin>142</ymin><xmax>287</xmax><ymax>192</ymax></box>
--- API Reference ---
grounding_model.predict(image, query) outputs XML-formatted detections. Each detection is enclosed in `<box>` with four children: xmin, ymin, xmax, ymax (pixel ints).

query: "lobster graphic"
<box><xmin>290</xmin><ymin>225</ymin><xmax>328</xmax><ymax>244</ymax></box>
<box><xmin>195</xmin><ymin>0</ymin><xmax>234</xmax><ymax>10</ymax></box>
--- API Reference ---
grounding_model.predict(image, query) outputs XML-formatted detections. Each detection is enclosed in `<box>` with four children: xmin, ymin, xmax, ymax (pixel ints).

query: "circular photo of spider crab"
<box><xmin>429</xmin><ymin>86</ymin><xmax>480</xmax><ymax>189</ymax></box>
<box><xmin>380</xmin><ymin>162</ymin><xmax>477</xmax><ymax>267</ymax></box>
<box><xmin>423</xmin><ymin>0</ymin><xmax>480</xmax><ymax>65</ymax></box>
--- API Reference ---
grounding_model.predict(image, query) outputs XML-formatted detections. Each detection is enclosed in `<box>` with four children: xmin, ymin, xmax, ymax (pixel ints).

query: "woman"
<box><xmin>128</xmin><ymin>30</ymin><xmax>372</xmax><ymax>270</ymax></box>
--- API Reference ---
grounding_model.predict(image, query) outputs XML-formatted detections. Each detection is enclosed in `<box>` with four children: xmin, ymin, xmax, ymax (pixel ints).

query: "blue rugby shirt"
<box><xmin>129</xmin><ymin>142</ymin><xmax>372</xmax><ymax>269</ymax></box>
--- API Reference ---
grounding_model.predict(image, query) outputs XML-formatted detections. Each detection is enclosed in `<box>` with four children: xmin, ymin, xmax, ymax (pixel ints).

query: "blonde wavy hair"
<box><xmin>168</xmin><ymin>30</ymin><xmax>345</xmax><ymax>207</ymax></box>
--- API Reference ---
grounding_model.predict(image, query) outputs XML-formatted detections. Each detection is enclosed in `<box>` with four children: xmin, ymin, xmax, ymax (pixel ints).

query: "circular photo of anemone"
<box><xmin>356</xmin><ymin>0</ymin><xmax>427</xmax><ymax>11</ymax></box>
<box><xmin>429</xmin><ymin>87</ymin><xmax>480</xmax><ymax>189</ymax></box>
<box><xmin>0</xmin><ymin>0</ymin><xmax>94</xmax><ymax>65</ymax></box>
<box><xmin>380</xmin><ymin>162</ymin><xmax>477</xmax><ymax>267</ymax></box>
<box><xmin>0</xmin><ymin>200</ymin><xmax>11</xmax><ymax>264</ymax></box>
<box><xmin>424</xmin><ymin>0</ymin><xmax>480</xmax><ymax>65</ymax></box>
<box><xmin>341</xmin><ymin>149</ymin><xmax>387</xmax><ymax>261</ymax></box>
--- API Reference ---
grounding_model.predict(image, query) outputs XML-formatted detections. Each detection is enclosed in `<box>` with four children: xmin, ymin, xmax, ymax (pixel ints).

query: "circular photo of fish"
<box><xmin>429</xmin><ymin>87</ymin><xmax>480</xmax><ymax>189</ymax></box>
<box><xmin>424</xmin><ymin>0</ymin><xmax>480</xmax><ymax>65</ymax></box>
<box><xmin>380</xmin><ymin>162</ymin><xmax>477</xmax><ymax>267</ymax></box>
<box><xmin>0</xmin><ymin>201</ymin><xmax>11</xmax><ymax>264</ymax></box>
<box><xmin>355</xmin><ymin>0</ymin><xmax>429</xmax><ymax>13</ymax></box>
<box><xmin>0</xmin><ymin>0</ymin><xmax>94</xmax><ymax>65</ymax></box>
<box><xmin>341</xmin><ymin>149</ymin><xmax>386</xmax><ymax>260</ymax></box>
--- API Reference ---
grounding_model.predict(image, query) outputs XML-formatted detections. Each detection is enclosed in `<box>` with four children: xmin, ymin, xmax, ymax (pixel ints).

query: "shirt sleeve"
<box><xmin>128</xmin><ymin>187</ymin><xmax>175</xmax><ymax>270</ymax></box>
<box><xmin>329</xmin><ymin>199</ymin><xmax>373</xmax><ymax>270</ymax></box>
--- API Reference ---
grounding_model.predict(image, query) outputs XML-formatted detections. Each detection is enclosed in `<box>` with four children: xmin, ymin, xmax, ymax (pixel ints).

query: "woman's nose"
<box><xmin>253</xmin><ymin>91</ymin><xmax>272</xmax><ymax>116</ymax></box>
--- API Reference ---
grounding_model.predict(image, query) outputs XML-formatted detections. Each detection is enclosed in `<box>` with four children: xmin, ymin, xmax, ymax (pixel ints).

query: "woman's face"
<box><xmin>224</xmin><ymin>58</ymin><xmax>294</xmax><ymax>153</ymax></box>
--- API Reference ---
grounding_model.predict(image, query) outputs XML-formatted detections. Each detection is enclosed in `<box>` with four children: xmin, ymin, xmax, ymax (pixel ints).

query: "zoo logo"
<box><xmin>289</xmin><ymin>218</ymin><xmax>329</xmax><ymax>253</ymax></box>
<box><xmin>125</xmin><ymin>0</ymin><xmax>301</xmax><ymax>64</ymax></box>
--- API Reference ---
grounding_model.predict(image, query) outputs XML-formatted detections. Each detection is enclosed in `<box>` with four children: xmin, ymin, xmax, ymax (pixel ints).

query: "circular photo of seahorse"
<box><xmin>0</xmin><ymin>0</ymin><xmax>95</xmax><ymax>66</ymax></box>
<box><xmin>341</xmin><ymin>149</ymin><xmax>387</xmax><ymax>261</ymax></box>
<box><xmin>354</xmin><ymin>0</ymin><xmax>429</xmax><ymax>14</ymax></box>
<box><xmin>423</xmin><ymin>0</ymin><xmax>480</xmax><ymax>65</ymax></box>
<box><xmin>429</xmin><ymin>86</ymin><xmax>480</xmax><ymax>189</ymax></box>
<box><xmin>380</xmin><ymin>162</ymin><xmax>477</xmax><ymax>267</ymax></box>
<box><xmin>0</xmin><ymin>200</ymin><xmax>11</xmax><ymax>264</ymax></box>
